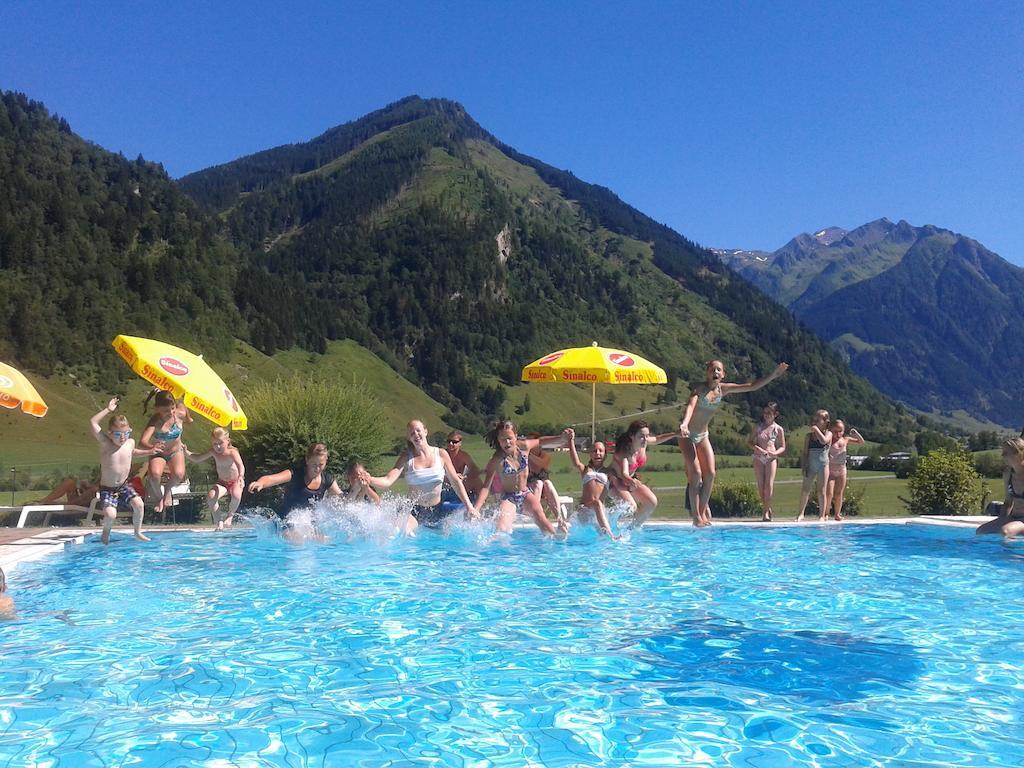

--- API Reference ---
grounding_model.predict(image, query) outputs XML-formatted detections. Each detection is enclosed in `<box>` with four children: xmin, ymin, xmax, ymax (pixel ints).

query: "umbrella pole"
<box><xmin>591</xmin><ymin>382</ymin><xmax>596</xmax><ymax>445</ymax></box>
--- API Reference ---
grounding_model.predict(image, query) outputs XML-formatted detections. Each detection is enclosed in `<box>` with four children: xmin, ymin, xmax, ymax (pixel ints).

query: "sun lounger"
<box><xmin>5</xmin><ymin>497</ymin><xmax>103</xmax><ymax>528</ymax></box>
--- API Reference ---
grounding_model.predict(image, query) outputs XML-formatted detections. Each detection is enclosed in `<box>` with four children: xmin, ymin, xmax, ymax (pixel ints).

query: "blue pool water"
<box><xmin>1</xmin><ymin>522</ymin><xmax>1023</xmax><ymax>767</ymax></box>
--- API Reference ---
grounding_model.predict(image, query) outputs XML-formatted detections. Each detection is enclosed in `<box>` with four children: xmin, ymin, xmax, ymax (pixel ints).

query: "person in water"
<box><xmin>566</xmin><ymin>428</ymin><xmax>615</xmax><ymax>537</ymax></box>
<box><xmin>474</xmin><ymin>419</ymin><xmax>569</xmax><ymax>535</ymax></box>
<box><xmin>607</xmin><ymin>420</ymin><xmax>678</xmax><ymax>527</ymax></box>
<box><xmin>0</xmin><ymin>569</ymin><xmax>14</xmax><ymax>619</ymax></box>
<box><xmin>343</xmin><ymin>462</ymin><xmax>381</xmax><ymax>505</ymax></box>
<box><xmin>363</xmin><ymin>420</ymin><xmax>476</xmax><ymax>533</ymax></box>
<box><xmin>795</xmin><ymin>409</ymin><xmax>833</xmax><ymax>522</ymax></box>
<box><xmin>680</xmin><ymin>360</ymin><xmax>789</xmax><ymax>527</ymax></box>
<box><xmin>976</xmin><ymin>437</ymin><xmax>1024</xmax><ymax>537</ymax></box>
<box><xmin>139</xmin><ymin>389</ymin><xmax>193</xmax><ymax>515</ymax></box>
<box><xmin>90</xmin><ymin>398</ymin><xmax>159</xmax><ymax>544</ymax></box>
<box><xmin>444</xmin><ymin>431</ymin><xmax>482</xmax><ymax>499</ymax></box>
<box><xmin>248</xmin><ymin>443</ymin><xmax>343</xmax><ymax>539</ymax></box>
<box><xmin>748</xmin><ymin>402</ymin><xmax>786</xmax><ymax>521</ymax></box>
<box><xmin>823</xmin><ymin>419</ymin><xmax>864</xmax><ymax>521</ymax></box>
<box><xmin>186</xmin><ymin>427</ymin><xmax>246</xmax><ymax>531</ymax></box>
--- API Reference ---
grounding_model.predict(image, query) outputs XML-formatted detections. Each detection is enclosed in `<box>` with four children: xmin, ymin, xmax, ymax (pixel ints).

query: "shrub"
<box><xmin>234</xmin><ymin>376</ymin><xmax>384</xmax><ymax>482</ymax></box>
<box><xmin>709</xmin><ymin>482</ymin><xmax>762</xmax><ymax>518</ymax></box>
<box><xmin>805</xmin><ymin>482</ymin><xmax>866</xmax><ymax>517</ymax></box>
<box><xmin>905</xmin><ymin>449</ymin><xmax>982</xmax><ymax>516</ymax></box>
<box><xmin>973</xmin><ymin>451</ymin><xmax>1004</xmax><ymax>479</ymax></box>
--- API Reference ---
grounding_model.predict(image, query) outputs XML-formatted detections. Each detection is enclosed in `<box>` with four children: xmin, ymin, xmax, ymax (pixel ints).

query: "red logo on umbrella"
<box><xmin>224</xmin><ymin>388</ymin><xmax>239</xmax><ymax>413</ymax></box>
<box><xmin>159</xmin><ymin>357</ymin><xmax>189</xmax><ymax>376</ymax></box>
<box><xmin>608</xmin><ymin>352</ymin><xmax>635</xmax><ymax>367</ymax></box>
<box><xmin>539</xmin><ymin>352</ymin><xmax>564</xmax><ymax>366</ymax></box>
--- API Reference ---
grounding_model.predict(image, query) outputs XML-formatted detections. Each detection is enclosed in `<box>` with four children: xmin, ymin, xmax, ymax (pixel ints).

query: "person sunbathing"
<box><xmin>31</xmin><ymin>476</ymin><xmax>100</xmax><ymax>506</ymax></box>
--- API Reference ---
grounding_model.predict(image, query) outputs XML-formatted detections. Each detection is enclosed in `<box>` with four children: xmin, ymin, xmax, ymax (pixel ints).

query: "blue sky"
<box><xmin>3</xmin><ymin>1</ymin><xmax>1022</xmax><ymax>263</ymax></box>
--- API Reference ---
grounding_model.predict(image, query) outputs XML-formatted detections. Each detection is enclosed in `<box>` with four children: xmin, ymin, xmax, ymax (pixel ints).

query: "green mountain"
<box><xmin>1</xmin><ymin>90</ymin><xmax>915</xmax><ymax>445</ymax></box>
<box><xmin>179</xmin><ymin>95</ymin><xmax>913</xmax><ymax>438</ymax></box>
<box><xmin>720</xmin><ymin>218</ymin><xmax>1024</xmax><ymax>427</ymax></box>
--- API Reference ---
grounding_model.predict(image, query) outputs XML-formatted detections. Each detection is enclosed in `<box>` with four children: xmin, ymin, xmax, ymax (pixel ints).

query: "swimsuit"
<box><xmin>498</xmin><ymin>450</ymin><xmax>530</xmax><ymax>511</ymax></box>
<box><xmin>806</xmin><ymin>434</ymin><xmax>830</xmax><ymax>475</ymax></box>
<box><xmin>216</xmin><ymin>478</ymin><xmax>240</xmax><ymax>495</ymax></box>
<box><xmin>687</xmin><ymin>389</ymin><xmax>723</xmax><ymax>444</ymax></box>
<box><xmin>99</xmin><ymin>480</ymin><xmax>140</xmax><ymax>511</ymax></box>
<box><xmin>583</xmin><ymin>468</ymin><xmax>609</xmax><ymax>488</ymax></box>
<box><xmin>151</xmin><ymin>419</ymin><xmax>183</xmax><ymax>459</ymax></box>
<box><xmin>754</xmin><ymin>423</ymin><xmax>780</xmax><ymax>464</ymax></box>
<box><xmin>411</xmin><ymin>502</ymin><xmax>457</xmax><ymax>528</ymax></box>
<box><xmin>828</xmin><ymin>441</ymin><xmax>848</xmax><ymax>479</ymax></box>
<box><xmin>278</xmin><ymin>463</ymin><xmax>335</xmax><ymax>519</ymax></box>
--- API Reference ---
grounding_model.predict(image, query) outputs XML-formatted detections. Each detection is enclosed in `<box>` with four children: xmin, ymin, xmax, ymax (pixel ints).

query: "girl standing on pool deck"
<box><xmin>748</xmin><ymin>402</ymin><xmax>786</xmax><ymax>522</ymax></box>
<box><xmin>823</xmin><ymin>419</ymin><xmax>864</xmax><ymax>521</ymax></box>
<box><xmin>607</xmin><ymin>420</ymin><xmax>678</xmax><ymax>528</ymax></box>
<box><xmin>795</xmin><ymin>410</ymin><xmax>833</xmax><ymax>522</ymax></box>
<box><xmin>140</xmin><ymin>389</ymin><xmax>193</xmax><ymax>515</ymax></box>
<box><xmin>474</xmin><ymin>420</ymin><xmax>569</xmax><ymax>535</ymax></box>
<box><xmin>976</xmin><ymin>437</ymin><xmax>1024</xmax><ymax>537</ymax></box>
<box><xmin>364</xmin><ymin>420</ymin><xmax>476</xmax><ymax>534</ymax></box>
<box><xmin>680</xmin><ymin>360</ymin><xmax>789</xmax><ymax>527</ymax></box>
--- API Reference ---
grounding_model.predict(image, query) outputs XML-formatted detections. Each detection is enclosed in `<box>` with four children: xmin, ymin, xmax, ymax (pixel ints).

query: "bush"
<box><xmin>803</xmin><ymin>482</ymin><xmax>866</xmax><ymax>517</ymax></box>
<box><xmin>709</xmin><ymin>482</ymin><xmax>762</xmax><ymax>518</ymax></box>
<box><xmin>905</xmin><ymin>449</ymin><xmax>982</xmax><ymax>516</ymax></box>
<box><xmin>234</xmin><ymin>376</ymin><xmax>384</xmax><ymax>482</ymax></box>
<box><xmin>973</xmin><ymin>451</ymin><xmax>1005</xmax><ymax>479</ymax></box>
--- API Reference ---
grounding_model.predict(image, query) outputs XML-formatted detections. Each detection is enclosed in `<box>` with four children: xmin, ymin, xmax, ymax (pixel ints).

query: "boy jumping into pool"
<box><xmin>90</xmin><ymin>398</ymin><xmax>160</xmax><ymax>544</ymax></box>
<box><xmin>186</xmin><ymin>427</ymin><xmax>246</xmax><ymax>531</ymax></box>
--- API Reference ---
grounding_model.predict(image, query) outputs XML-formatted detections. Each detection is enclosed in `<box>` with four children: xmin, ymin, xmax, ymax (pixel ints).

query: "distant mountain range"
<box><xmin>718</xmin><ymin>218</ymin><xmax>1024</xmax><ymax>427</ymax></box>
<box><xmin>0</xmin><ymin>90</ymin><xmax>917</xmax><ymax>441</ymax></box>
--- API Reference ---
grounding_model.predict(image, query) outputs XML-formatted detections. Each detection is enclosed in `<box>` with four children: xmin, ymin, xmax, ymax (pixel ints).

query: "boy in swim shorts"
<box><xmin>187</xmin><ymin>427</ymin><xmax>246</xmax><ymax>531</ymax></box>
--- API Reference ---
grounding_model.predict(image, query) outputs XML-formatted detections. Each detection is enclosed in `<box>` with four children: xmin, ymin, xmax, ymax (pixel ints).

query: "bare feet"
<box><xmin>135</xmin><ymin>532</ymin><xmax>151</xmax><ymax>542</ymax></box>
<box><xmin>795</xmin><ymin>514</ymin><xmax>804</xmax><ymax>522</ymax></box>
<box><xmin>818</xmin><ymin>515</ymin><xmax>827</xmax><ymax>521</ymax></box>
<box><xmin>101</xmin><ymin>530</ymin><xmax>111</xmax><ymax>545</ymax></box>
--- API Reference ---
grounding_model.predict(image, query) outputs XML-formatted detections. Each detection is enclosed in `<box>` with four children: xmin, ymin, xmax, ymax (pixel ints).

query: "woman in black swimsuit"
<box><xmin>248</xmin><ymin>443</ymin><xmax>342</xmax><ymax>540</ymax></box>
<box><xmin>977</xmin><ymin>437</ymin><xmax>1024</xmax><ymax>537</ymax></box>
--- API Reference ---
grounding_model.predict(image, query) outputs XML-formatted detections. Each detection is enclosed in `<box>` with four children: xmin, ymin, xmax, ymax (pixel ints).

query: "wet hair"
<box><xmin>615</xmin><ymin>420</ymin><xmax>649</xmax><ymax>454</ymax></box>
<box><xmin>211</xmin><ymin>427</ymin><xmax>230</xmax><ymax>443</ymax></box>
<box><xmin>306</xmin><ymin>443</ymin><xmax>329</xmax><ymax>460</ymax></box>
<box><xmin>486</xmin><ymin>419</ymin><xmax>517</xmax><ymax>450</ymax></box>
<box><xmin>143</xmin><ymin>388</ymin><xmax>176</xmax><ymax>414</ymax></box>
<box><xmin>107</xmin><ymin>414</ymin><xmax>130</xmax><ymax>430</ymax></box>
<box><xmin>1003</xmin><ymin>437</ymin><xmax>1024</xmax><ymax>462</ymax></box>
<box><xmin>345</xmin><ymin>460</ymin><xmax>365</xmax><ymax>477</ymax></box>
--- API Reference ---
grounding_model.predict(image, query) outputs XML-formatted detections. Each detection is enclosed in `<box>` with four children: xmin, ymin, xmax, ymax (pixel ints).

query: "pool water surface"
<box><xmin>1</xmin><ymin>521</ymin><xmax>1023</xmax><ymax>766</ymax></box>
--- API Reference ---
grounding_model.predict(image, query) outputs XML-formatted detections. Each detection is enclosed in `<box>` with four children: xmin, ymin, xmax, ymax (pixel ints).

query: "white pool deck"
<box><xmin>0</xmin><ymin>516</ymin><xmax>994</xmax><ymax>579</ymax></box>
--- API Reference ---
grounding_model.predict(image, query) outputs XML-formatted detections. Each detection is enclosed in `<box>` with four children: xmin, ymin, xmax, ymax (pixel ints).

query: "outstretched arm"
<box><xmin>566</xmin><ymin>428</ymin><xmax>586</xmax><ymax>474</ymax></box>
<box><xmin>365</xmin><ymin>454</ymin><xmax>406</xmax><ymax>490</ymax></box>
<box><xmin>723</xmin><ymin>362</ymin><xmax>789</xmax><ymax>395</ymax></box>
<box><xmin>649</xmin><ymin>431</ymin><xmax>679</xmax><ymax>446</ymax></box>
<box><xmin>89</xmin><ymin>398</ymin><xmax>118</xmax><ymax>443</ymax></box>
<box><xmin>440</xmin><ymin>451</ymin><xmax>477</xmax><ymax>516</ymax></box>
<box><xmin>248</xmin><ymin>469</ymin><xmax>293</xmax><ymax>494</ymax></box>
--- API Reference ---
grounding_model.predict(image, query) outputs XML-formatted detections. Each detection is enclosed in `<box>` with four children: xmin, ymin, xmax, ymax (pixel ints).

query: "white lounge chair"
<box><xmin>4</xmin><ymin>497</ymin><xmax>103</xmax><ymax>528</ymax></box>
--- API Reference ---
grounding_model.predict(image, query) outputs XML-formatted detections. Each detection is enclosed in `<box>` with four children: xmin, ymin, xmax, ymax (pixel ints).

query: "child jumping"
<box><xmin>566</xmin><ymin>428</ymin><xmax>615</xmax><ymax>537</ymax></box>
<box><xmin>748</xmin><ymin>402</ymin><xmax>786</xmax><ymax>521</ymax></box>
<box><xmin>186</xmin><ymin>427</ymin><xmax>246</xmax><ymax>531</ymax></box>
<box><xmin>90</xmin><ymin>398</ymin><xmax>159</xmax><ymax>544</ymax></box>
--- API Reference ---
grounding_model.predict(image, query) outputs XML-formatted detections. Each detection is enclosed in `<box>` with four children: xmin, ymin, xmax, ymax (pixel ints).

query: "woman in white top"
<box><xmin>364</xmin><ymin>420</ymin><xmax>476</xmax><ymax>533</ymax></box>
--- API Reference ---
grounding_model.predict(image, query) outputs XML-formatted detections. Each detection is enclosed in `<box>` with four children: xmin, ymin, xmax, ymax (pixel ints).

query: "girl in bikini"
<box><xmin>823</xmin><ymin>419</ymin><xmax>864</xmax><ymax>521</ymax></box>
<box><xmin>186</xmin><ymin>427</ymin><xmax>246</xmax><ymax>531</ymax></box>
<box><xmin>364</xmin><ymin>420</ymin><xmax>476</xmax><ymax>534</ymax></box>
<box><xmin>748</xmin><ymin>402</ymin><xmax>786</xmax><ymax>521</ymax></box>
<box><xmin>976</xmin><ymin>437</ymin><xmax>1024</xmax><ymax>537</ymax></box>
<box><xmin>796</xmin><ymin>410</ymin><xmax>833</xmax><ymax>521</ymax></box>
<box><xmin>140</xmin><ymin>389</ymin><xmax>193</xmax><ymax>515</ymax></box>
<box><xmin>565</xmin><ymin>428</ymin><xmax>615</xmax><ymax>537</ymax></box>
<box><xmin>680</xmin><ymin>360</ymin><xmax>789</xmax><ymax>527</ymax></box>
<box><xmin>607</xmin><ymin>420</ymin><xmax>678</xmax><ymax>528</ymax></box>
<box><xmin>474</xmin><ymin>420</ymin><xmax>569</xmax><ymax>535</ymax></box>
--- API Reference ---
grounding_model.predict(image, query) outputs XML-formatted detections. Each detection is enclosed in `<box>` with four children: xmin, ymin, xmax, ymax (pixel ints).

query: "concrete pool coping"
<box><xmin>0</xmin><ymin>515</ymin><xmax>994</xmax><ymax>579</ymax></box>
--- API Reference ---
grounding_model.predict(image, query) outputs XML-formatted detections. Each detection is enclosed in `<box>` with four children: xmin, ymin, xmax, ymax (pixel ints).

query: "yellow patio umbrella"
<box><xmin>521</xmin><ymin>342</ymin><xmax>667</xmax><ymax>441</ymax></box>
<box><xmin>0</xmin><ymin>361</ymin><xmax>48</xmax><ymax>418</ymax></box>
<box><xmin>112</xmin><ymin>335</ymin><xmax>247</xmax><ymax>429</ymax></box>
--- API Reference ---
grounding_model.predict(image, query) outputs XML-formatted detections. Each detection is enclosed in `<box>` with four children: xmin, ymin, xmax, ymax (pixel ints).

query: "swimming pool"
<box><xmin>1</xmin><ymin>522</ymin><xmax>1023</xmax><ymax>766</ymax></box>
